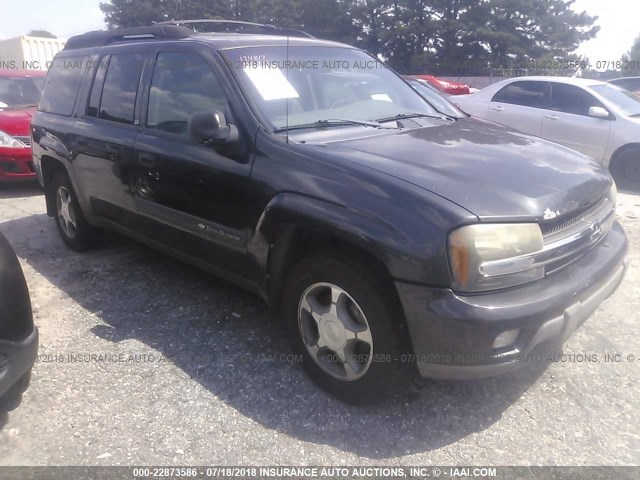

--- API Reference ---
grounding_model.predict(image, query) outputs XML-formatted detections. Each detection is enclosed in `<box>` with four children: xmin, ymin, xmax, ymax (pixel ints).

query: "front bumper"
<box><xmin>0</xmin><ymin>148</ymin><xmax>37</xmax><ymax>183</ymax></box>
<box><xmin>396</xmin><ymin>220</ymin><xmax>628</xmax><ymax>379</ymax></box>
<box><xmin>0</xmin><ymin>327</ymin><xmax>38</xmax><ymax>397</ymax></box>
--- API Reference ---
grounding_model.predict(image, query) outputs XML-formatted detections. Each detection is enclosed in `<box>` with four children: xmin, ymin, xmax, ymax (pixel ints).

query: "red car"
<box><xmin>410</xmin><ymin>74</ymin><xmax>471</xmax><ymax>95</ymax></box>
<box><xmin>0</xmin><ymin>70</ymin><xmax>47</xmax><ymax>183</ymax></box>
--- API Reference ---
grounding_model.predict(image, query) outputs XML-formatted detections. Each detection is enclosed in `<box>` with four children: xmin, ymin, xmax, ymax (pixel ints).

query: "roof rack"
<box><xmin>159</xmin><ymin>19</ymin><xmax>314</xmax><ymax>38</ymax></box>
<box><xmin>64</xmin><ymin>25</ymin><xmax>194</xmax><ymax>50</ymax></box>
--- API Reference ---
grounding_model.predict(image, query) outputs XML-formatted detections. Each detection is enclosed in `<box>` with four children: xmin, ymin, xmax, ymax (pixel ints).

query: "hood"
<box><xmin>0</xmin><ymin>107</ymin><xmax>35</xmax><ymax>136</ymax></box>
<box><xmin>318</xmin><ymin>118</ymin><xmax>612</xmax><ymax>221</ymax></box>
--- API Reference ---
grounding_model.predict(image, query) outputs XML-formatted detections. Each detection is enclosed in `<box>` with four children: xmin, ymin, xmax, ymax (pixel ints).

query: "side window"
<box><xmin>39</xmin><ymin>56</ymin><xmax>88</xmax><ymax>116</ymax></box>
<box><xmin>99</xmin><ymin>52</ymin><xmax>146</xmax><ymax>125</ymax></box>
<box><xmin>147</xmin><ymin>52</ymin><xmax>228</xmax><ymax>135</ymax></box>
<box><xmin>492</xmin><ymin>81</ymin><xmax>548</xmax><ymax>108</ymax></box>
<box><xmin>86</xmin><ymin>55</ymin><xmax>109</xmax><ymax>118</ymax></box>
<box><xmin>548</xmin><ymin>83</ymin><xmax>604</xmax><ymax>116</ymax></box>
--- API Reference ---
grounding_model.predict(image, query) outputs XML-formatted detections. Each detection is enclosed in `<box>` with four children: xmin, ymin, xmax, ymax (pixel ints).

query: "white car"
<box><xmin>454</xmin><ymin>77</ymin><xmax>640</xmax><ymax>186</ymax></box>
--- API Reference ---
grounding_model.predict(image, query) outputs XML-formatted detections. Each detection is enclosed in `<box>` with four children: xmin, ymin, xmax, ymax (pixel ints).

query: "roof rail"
<box><xmin>159</xmin><ymin>19</ymin><xmax>314</xmax><ymax>38</ymax></box>
<box><xmin>64</xmin><ymin>25</ymin><xmax>194</xmax><ymax>50</ymax></box>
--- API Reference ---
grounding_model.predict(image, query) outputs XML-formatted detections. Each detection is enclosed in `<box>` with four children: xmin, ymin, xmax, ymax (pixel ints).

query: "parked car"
<box><xmin>454</xmin><ymin>76</ymin><xmax>640</xmax><ymax>187</ymax></box>
<box><xmin>0</xmin><ymin>232</ymin><xmax>38</xmax><ymax>411</ymax></box>
<box><xmin>32</xmin><ymin>24</ymin><xmax>627</xmax><ymax>403</ymax></box>
<box><xmin>403</xmin><ymin>76</ymin><xmax>468</xmax><ymax>119</ymax></box>
<box><xmin>0</xmin><ymin>69</ymin><xmax>46</xmax><ymax>183</ymax></box>
<box><xmin>410</xmin><ymin>74</ymin><xmax>471</xmax><ymax>95</ymax></box>
<box><xmin>608</xmin><ymin>76</ymin><xmax>640</xmax><ymax>96</ymax></box>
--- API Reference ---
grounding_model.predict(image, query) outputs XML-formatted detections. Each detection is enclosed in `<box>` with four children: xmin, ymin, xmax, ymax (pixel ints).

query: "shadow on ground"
<box><xmin>0</xmin><ymin>182</ymin><xmax>42</xmax><ymax>199</ymax></box>
<box><xmin>0</xmin><ymin>195</ymin><xmax>552</xmax><ymax>458</ymax></box>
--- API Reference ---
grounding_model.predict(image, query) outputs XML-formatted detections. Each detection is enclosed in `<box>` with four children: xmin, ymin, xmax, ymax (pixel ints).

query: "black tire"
<box><xmin>0</xmin><ymin>369</ymin><xmax>31</xmax><ymax>412</ymax></box>
<box><xmin>610</xmin><ymin>148</ymin><xmax>640</xmax><ymax>191</ymax></box>
<box><xmin>281</xmin><ymin>254</ymin><xmax>409</xmax><ymax>404</ymax></box>
<box><xmin>50</xmin><ymin>171</ymin><xmax>102</xmax><ymax>251</ymax></box>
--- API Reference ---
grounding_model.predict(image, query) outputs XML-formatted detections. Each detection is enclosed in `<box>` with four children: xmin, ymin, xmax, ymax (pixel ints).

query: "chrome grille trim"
<box><xmin>14</xmin><ymin>136</ymin><xmax>31</xmax><ymax>147</ymax></box>
<box><xmin>542</xmin><ymin>195</ymin><xmax>611</xmax><ymax>242</ymax></box>
<box><xmin>480</xmin><ymin>194</ymin><xmax>616</xmax><ymax>278</ymax></box>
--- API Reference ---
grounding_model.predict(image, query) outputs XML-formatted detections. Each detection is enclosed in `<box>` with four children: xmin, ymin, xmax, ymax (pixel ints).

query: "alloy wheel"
<box><xmin>298</xmin><ymin>282</ymin><xmax>373</xmax><ymax>381</ymax></box>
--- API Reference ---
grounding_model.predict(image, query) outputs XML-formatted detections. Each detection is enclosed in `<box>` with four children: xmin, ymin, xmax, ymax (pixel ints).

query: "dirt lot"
<box><xmin>0</xmin><ymin>182</ymin><xmax>638</xmax><ymax>466</ymax></box>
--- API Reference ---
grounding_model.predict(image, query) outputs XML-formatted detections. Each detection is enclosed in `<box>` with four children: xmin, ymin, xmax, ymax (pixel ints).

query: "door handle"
<box><xmin>490</xmin><ymin>105</ymin><xmax>504</xmax><ymax>112</ymax></box>
<box><xmin>544</xmin><ymin>114</ymin><xmax>559</xmax><ymax>120</ymax></box>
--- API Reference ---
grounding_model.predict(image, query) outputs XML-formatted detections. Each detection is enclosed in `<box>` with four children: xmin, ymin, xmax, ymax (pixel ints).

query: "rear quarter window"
<box><xmin>39</xmin><ymin>56</ymin><xmax>88</xmax><ymax>116</ymax></box>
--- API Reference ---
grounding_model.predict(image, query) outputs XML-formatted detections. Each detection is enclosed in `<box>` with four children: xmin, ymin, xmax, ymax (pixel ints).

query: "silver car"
<box><xmin>455</xmin><ymin>77</ymin><xmax>640</xmax><ymax>186</ymax></box>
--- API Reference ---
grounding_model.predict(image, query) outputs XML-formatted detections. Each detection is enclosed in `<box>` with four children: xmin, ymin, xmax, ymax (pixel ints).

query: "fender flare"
<box><xmin>250</xmin><ymin>192</ymin><xmax>411</xmax><ymax>302</ymax></box>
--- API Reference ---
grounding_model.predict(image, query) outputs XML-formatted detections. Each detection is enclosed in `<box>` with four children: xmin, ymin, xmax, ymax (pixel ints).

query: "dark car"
<box><xmin>0</xmin><ymin>232</ymin><xmax>38</xmax><ymax>410</ymax></box>
<box><xmin>609</xmin><ymin>76</ymin><xmax>640</xmax><ymax>96</ymax></box>
<box><xmin>31</xmin><ymin>23</ymin><xmax>627</xmax><ymax>403</ymax></box>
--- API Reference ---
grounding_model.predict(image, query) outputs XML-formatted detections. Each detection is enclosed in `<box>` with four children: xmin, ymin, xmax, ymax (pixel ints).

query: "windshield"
<box><xmin>0</xmin><ymin>76</ymin><xmax>44</xmax><ymax>109</ymax></box>
<box><xmin>221</xmin><ymin>46</ymin><xmax>443</xmax><ymax>130</ymax></box>
<box><xmin>406</xmin><ymin>78</ymin><xmax>467</xmax><ymax>119</ymax></box>
<box><xmin>590</xmin><ymin>84</ymin><xmax>640</xmax><ymax>117</ymax></box>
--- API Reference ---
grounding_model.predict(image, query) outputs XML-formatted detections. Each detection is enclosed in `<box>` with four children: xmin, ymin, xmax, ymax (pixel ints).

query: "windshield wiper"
<box><xmin>376</xmin><ymin>112</ymin><xmax>455</xmax><ymax>123</ymax></box>
<box><xmin>275</xmin><ymin>118</ymin><xmax>398</xmax><ymax>132</ymax></box>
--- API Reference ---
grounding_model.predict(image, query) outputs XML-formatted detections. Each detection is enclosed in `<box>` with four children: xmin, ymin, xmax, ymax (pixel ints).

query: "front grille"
<box><xmin>0</xmin><ymin>161</ymin><xmax>20</xmax><ymax>173</ymax></box>
<box><xmin>541</xmin><ymin>196</ymin><xmax>608</xmax><ymax>238</ymax></box>
<box><xmin>14</xmin><ymin>136</ymin><xmax>31</xmax><ymax>147</ymax></box>
<box><xmin>27</xmin><ymin>161</ymin><xmax>35</xmax><ymax>173</ymax></box>
<box><xmin>541</xmin><ymin>194</ymin><xmax>615</xmax><ymax>275</ymax></box>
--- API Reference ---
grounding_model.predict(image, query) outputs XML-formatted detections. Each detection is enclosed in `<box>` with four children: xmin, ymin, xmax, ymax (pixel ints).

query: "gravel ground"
<box><xmin>0</xmin><ymin>182</ymin><xmax>638</xmax><ymax>466</ymax></box>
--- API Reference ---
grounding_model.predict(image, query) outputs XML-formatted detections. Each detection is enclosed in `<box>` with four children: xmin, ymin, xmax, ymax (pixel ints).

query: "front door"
<box><xmin>541</xmin><ymin>82</ymin><xmax>612</xmax><ymax>161</ymax></box>
<box><xmin>132</xmin><ymin>47</ymin><xmax>258</xmax><ymax>281</ymax></box>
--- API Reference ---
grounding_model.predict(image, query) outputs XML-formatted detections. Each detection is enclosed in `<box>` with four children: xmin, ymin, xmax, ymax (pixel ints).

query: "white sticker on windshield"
<box><xmin>371</xmin><ymin>93</ymin><xmax>392</xmax><ymax>102</ymax></box>
<box><xmin>243</xmin><ymin>66</ymin><xmax>300</xmax><ymax>101</ymax></box>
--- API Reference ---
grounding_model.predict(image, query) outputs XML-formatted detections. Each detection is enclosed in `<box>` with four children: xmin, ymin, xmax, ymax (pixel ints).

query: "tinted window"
<box><xmin>87</xmin><ymin>56</ymin><xmax>109</xmax><ymax>118</ymax></box>
<box><xmin>99</xmin><ymin>53</ymin><xmax>145</xmax><ymax>125</ymax></box>
<box><xmin>492</xmin><ymin>81</ymin><xmax>547</xmax><ymax>108</ymax></box>
<box><xmin>548</xmin><ymin>83</ymin><xmax>604</xmax><ymax>116</ymax></box>
<box><xmin>147</xmin><ymin>52</ymin><xmax>227</xmax><ymax>135</ymax></box>
<box><xmin>39</xmin><ymin>56</ymin><xmax>88</xmax><ymax>116</ymax></box>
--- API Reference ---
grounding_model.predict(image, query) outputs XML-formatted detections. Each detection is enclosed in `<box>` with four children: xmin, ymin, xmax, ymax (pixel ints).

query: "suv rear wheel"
<box><xmin>282</xmin><ymin>254</ymin><xmax>407</xmax><ymax>404</ymax></box>
<box><xmin>51</xmin><ymin>171</ymin><xmax>102</xmax><ymax>251</ymax></box>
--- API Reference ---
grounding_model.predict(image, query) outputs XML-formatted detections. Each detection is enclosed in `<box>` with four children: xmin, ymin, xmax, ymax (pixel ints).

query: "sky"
<box><xmin>0</xmin><ymin>0</ymin><xmax>638</xmax><ymax>64</ymax></box>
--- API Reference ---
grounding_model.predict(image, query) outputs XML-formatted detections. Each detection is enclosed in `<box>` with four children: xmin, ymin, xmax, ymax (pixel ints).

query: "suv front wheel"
<box><xmin>282</xmin><ymin>254</ymin><xmax>407</xmax><ymax>404</ymax></box>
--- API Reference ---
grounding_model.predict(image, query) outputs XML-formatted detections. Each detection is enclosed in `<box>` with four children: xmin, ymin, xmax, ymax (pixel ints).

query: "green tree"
<box><xmin>621</xmin><ymin>34</ymin><xmax>640</xmax><ymax>64</ymax></box>
<box><xmin>99</xmin><ymin>0</ymin><xmax>600</xmax><ymax>75</ymax></box>
<box><xmin>27</xmin><ymin>30</ymin><xmax>57</xmax><ymax>38</ymax></box>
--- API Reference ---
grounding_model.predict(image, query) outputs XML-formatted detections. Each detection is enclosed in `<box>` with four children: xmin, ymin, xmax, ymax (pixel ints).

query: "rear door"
<box><xmin>487</xmin><ymin>80</ymin><xmax>549</xmax><ymax>136</ymax></box>
<box><xmin>73</xmin><ymin>51</ymin><xmax>146</xmax><ymax>228</ymax></box>
<box><xmin>541</xmin><ymin>82</ymin><xmax>612</xmax><ymax>161</ymax></box>
<box><xmin>131</xmin><ymin>45</ymin><xmax>257</xmax><ymax>280</ymax></box>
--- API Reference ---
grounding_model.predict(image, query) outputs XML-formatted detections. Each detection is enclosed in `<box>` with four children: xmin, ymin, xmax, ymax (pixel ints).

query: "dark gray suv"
<box><xmin>31</xmin><ymin>23</ymin><xmax>628</xmax><ymax>403</ymax></box>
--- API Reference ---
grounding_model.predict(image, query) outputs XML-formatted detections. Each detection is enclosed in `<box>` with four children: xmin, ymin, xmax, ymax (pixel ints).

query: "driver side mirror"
<box><xmin>588</xmin><ymin>106</ymin><xmax>610</xmax><ymax>119</ymax></box>
<box><xmin>188</xmin><ymin>110</ymin><xmax>239</xmax><ymax>145</ymax></box>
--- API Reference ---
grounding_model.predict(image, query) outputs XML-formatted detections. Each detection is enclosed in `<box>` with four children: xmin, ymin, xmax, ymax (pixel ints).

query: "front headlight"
<box><xmin>0</xmin><ymin>130</ymin><xmax>27</xmax><ymax>149</ymax></box>
<box><xmin>448</xmin><ymin>223</ymin><xmax>544</xmax><ymax>292</ymax></box>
